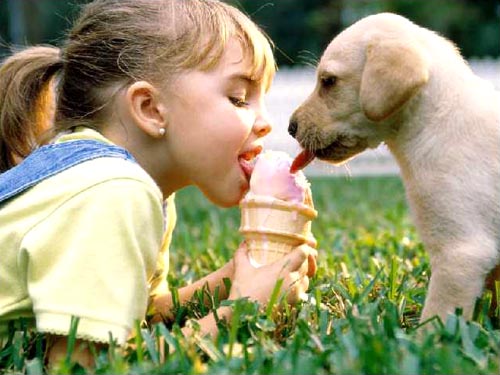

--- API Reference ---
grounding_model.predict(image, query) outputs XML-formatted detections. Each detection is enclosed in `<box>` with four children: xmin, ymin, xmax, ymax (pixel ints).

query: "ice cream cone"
<box><xmin>239</xmin><ymin>191</ymin><xmax>317</xmax><ymax>266</ymax></box>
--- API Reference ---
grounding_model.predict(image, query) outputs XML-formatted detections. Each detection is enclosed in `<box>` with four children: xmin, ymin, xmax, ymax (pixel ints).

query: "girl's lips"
<box><xmin>238</xmin><ymin>146</ymin><xmax>262</xmax><ymax>180</ymax></box>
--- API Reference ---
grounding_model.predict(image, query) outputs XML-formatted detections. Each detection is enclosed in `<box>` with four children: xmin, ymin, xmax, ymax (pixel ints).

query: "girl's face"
<box><xmin>162</xmin><ymin>39</ymin><xmax>273</xmax><ymax>207</ymax></box>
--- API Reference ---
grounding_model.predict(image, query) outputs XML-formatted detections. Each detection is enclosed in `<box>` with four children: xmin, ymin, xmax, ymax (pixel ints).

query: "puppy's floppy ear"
<box><xmin>360</xmin><ymin>39</ymin><xmax>429</xmax><ymax>121</ymax></box>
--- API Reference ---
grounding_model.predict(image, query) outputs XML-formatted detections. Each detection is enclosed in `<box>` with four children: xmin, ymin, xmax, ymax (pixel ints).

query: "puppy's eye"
<box><xmin>320</xmin><ymin>76</ymin><xmax>337</xmax><ymax>88</ymax></box>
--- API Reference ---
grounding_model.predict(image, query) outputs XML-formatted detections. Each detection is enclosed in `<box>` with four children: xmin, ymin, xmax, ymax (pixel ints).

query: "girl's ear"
<box><xmin>126</xmin><ymin>81</ymin><xmax>168</xmax><ymax>138</ymax></box>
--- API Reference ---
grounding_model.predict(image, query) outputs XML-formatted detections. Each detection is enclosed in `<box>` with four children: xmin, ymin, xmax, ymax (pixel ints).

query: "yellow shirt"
<box><xmin>0</xmin><ymin>128</ymin><xmax>175</xmax><ymax>344</ymax></box>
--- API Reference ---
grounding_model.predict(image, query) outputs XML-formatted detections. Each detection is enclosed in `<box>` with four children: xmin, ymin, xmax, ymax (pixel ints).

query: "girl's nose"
<box><xmin>253</xmin><ymin>113</ymin><xmax>272</xmax><ymax>138</ymax></box>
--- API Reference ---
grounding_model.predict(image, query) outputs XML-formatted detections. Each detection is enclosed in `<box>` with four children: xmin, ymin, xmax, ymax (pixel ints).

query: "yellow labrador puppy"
<box><xmin>289</xmin><ymin>13</ymin><xmax>500</xmax><ymax>322</ymax></box>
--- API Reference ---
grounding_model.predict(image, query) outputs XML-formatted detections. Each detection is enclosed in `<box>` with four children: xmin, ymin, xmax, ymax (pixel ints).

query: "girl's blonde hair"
<box><xmin>0</xmin><ymin>0</ymin><xmax>276</xmax><ymax>172</ymax></box>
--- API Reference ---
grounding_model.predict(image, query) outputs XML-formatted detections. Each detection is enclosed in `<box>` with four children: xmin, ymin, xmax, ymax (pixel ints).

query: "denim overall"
<box><xmin>0</xmin><ymin>140</ymin><xmax>136</xmax><ymax>204</ymax></box>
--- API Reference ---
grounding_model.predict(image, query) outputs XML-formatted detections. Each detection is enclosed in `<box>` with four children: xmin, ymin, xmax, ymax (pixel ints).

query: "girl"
<box><xmin>0</xmin><ymin>0</ymin><xmax>316</xmax><ymax>368</ymax></box>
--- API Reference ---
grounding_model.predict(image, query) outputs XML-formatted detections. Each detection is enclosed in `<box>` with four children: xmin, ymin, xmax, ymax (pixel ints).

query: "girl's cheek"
<box><xmin>238</xmin><ymin>109</ymin><xmax>256</xmax><ymax>129</ymax></box>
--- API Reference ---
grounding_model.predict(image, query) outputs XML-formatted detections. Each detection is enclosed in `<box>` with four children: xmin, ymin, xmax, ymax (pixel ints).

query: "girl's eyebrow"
<box><xmin>227</xmin><ymin>73</ymin><xmax>255</xmax><ymax>84</ymax></box>
<box><xmin>227</xmin><ymin>73</ymin><xmax>264</xmax><ymax>91</ymax></box>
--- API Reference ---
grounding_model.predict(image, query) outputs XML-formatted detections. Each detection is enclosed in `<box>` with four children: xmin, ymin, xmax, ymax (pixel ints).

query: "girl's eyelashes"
<box><xmin>229</xmin><ymin>96</ymin><xmax>249</xmax><ymax>107</ymax></box>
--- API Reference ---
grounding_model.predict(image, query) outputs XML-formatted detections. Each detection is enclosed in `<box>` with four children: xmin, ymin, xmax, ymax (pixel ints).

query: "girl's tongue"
<box><xmin>239</xmin><ymin>146</ymin><xmax>263</xmax><ymax>180</ymax></box>
<box><xmin>239</xmin><ymin>157</ymin><xmax>255</xmax><ymax>180</ymax></box>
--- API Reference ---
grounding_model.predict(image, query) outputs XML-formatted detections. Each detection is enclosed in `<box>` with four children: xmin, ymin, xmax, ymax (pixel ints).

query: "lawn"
<box><xmin>2</xmin><ymin>176</ymin><xmax>499</xmax><ymax>374</ymax></box>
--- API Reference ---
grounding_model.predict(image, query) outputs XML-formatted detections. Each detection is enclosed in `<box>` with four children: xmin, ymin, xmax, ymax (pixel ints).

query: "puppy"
<box><xmin>289</xmin><ymin>13</ymin><xmax>500</xmax><ymax>322</ymax></box>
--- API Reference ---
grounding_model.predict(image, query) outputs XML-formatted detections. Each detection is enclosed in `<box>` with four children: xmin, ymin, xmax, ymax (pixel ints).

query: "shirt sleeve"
<box><xmin>20</xmin><ymin>178</ymin><xmax>164</xmax><ymax>345</ymax></box>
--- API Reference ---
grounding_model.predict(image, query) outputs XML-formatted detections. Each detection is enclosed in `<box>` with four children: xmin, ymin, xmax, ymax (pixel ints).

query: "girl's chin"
<box><xmin>200</xmin><ymin>184</ymin><xmax>245</xmax><ymax>208</ymax></box>
<box><xmin>209</xmin><ymin>193</ymin><xmax>241</xmax><ymax>208</ymax></box>
<box><xmin>198</xmin><ymin>169</ymin><xmax>249</xmax><ymax>207</ymax></box>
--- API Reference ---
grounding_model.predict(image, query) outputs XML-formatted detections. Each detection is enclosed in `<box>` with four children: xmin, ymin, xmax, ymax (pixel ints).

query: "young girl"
<box><xmin>0</xmin><ymin>0</ymin><xmax>316</xmax><ymax>368</ymax></box>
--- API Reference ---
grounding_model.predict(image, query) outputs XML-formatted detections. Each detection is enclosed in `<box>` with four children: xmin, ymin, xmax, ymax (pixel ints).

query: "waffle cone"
<box><xmin>239</xmin><ymin>191</ymin><xmax>317</xmax><ymax>266</ymax></box>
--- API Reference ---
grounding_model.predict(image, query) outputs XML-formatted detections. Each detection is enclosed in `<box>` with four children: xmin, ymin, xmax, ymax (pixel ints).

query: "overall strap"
<box><xmin>0</xmin><ymin>140</ymin><xmax>136</xmax><ymax>204</ymax></box>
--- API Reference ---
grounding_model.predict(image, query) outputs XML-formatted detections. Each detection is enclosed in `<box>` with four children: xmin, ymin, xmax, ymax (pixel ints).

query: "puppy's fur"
<box><xmin>290</xmin><ymin>13</ymin><xmax>500</xmax><ymax>322</ymax></box>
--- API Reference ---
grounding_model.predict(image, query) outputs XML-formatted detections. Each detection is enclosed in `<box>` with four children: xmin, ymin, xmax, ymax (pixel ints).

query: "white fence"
<box><xmin>264</xmin><ymin>59</ymin><xmax>500</xmax><ymax>177</ymax></box>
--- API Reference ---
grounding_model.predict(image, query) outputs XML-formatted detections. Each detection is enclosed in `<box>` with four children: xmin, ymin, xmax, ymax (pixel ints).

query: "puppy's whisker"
<box><xmin>297</xmin><ymin>50</ymin><xmax>319</xmax><ymax>67</ymax></box>
<box><xmin>303</xmin><ymin>61</ymin><xmax>317</xmax><ymax>69</ymax></box>
<box><xmin>343</xmin><ymin>163</ymin><xmax>352</xmax><ymax>179</ymax></box>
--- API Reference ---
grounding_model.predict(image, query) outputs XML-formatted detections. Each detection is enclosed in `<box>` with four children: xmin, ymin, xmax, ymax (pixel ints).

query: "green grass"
<box><xmin>2</xmin><ymin>176</ymin><xmax>499</xmax><ymax>374</ymax></box>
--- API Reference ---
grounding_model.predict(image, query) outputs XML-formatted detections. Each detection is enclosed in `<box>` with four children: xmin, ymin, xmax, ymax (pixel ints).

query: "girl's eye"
<box><xmin>229</xmin><ymin>97</ymin><xmax>249</xmax><ymax>107</ymax></box>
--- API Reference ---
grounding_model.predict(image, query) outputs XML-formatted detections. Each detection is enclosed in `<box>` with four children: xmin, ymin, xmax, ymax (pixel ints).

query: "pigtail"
<box><xmin>0</xmin><ymin>46</ymin><xmax>62</xmax><ymax>172</ymax></box>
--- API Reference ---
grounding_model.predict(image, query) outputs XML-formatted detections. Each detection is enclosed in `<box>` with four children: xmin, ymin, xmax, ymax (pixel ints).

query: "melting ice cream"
<box><xmin>239</xmin><ymin>150</ymin><xmax>317</xmax><ymax>266</ymax></box>
<box><xmin>247</xmin><ymin>151</ymin><xmax>310</xmax><ymax>203</ymax></box>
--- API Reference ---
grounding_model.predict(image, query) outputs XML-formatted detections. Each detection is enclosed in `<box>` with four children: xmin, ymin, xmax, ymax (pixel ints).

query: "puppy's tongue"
<box><xmin>290</xmin><ymin>149</ymin><xmax>315</xmax><ymax>173</ymax></box>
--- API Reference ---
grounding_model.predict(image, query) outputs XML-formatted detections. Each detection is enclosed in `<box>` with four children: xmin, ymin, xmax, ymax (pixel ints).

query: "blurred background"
<box><xmin>1</xmin><ymin>0</ymin><xmax>499</xmax><ymax>175</ymax></box>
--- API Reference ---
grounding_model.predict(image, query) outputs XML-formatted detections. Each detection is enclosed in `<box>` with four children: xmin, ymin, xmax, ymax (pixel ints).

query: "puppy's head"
<box><xmin>289</xmin><ymin>13</ymin><xmax>429</xmax><ymax>165</ymax></box>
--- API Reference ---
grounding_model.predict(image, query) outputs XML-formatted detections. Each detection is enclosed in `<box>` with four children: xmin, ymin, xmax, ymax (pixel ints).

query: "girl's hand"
<box><xmin>228</xmin><ymin>243</ymin><xmax>317</xmax><ymax>306</ymax></box>
<box><xmin>165</xmin><ymin>244</ymin><xmax>317</xmax><ymax>340</ymax></box>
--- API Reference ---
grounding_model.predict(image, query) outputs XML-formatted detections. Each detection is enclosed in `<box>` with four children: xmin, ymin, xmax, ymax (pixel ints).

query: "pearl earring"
<box><xmin>158</xmin><ymin>128</ymin><xmax>166</xmax><ymax>137</ymax></box>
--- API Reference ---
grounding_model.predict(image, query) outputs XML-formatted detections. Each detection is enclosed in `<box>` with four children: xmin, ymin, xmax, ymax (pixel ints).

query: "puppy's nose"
<box><xmin>288</xmin><ymin>119</ymin><xmax>298</xmax><ymax>137</ymax></box>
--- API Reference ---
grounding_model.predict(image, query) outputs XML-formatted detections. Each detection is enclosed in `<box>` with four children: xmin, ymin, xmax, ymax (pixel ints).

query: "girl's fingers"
<box><xmin>236</xmin><ymin>241</ymin><xmax>248</xmax><ymax>253</ymax></box>
<box><xmin>287</xmin><ymin>246</ymin><xmax>317</xmax><ymax>278</ymax></box>
<box><xmin>306</xmin><ymin>236</ymin><xmax>318</xmax><ymax>249</ymax></box>
<box><xmin>233</xmin><ymin>242</ymin><xmax>249</xmax><ymax>265</ymax></box>
<box><xmin>298</xmin><ymin>275</ymin><xmax>310</xmax><ymax>299</ymax></box>
<box><xmin>297</xmin><ymin>256</ymin><xmax>310</xmax><ymax>277</ymax></box>
<box><xmin>307</xmin><ymin>252</ymin><xmax>317</xmax><ymax>277</ymax></box>
<box><xmin>286</xmin><ymin>274</ymin><xmax>310</xmax><ymax>304</ymax></box>
<box><xmin>280</xmin><ymin>245</ymin><xmax>317</xmax><ymax>274</ymax></box>
<box><xmin>289</xmin><ymin>273</ymin><xmax>308</xmax><ymax>291</ymax></box>
<box><xmin>278</xmin><ymin>246</ymin><xmax>309</xmax><ymax>271</ymax></box>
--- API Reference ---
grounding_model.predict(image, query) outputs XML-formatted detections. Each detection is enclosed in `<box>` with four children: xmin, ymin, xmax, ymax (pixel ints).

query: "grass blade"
<box><xmin>266</xmin><ymin>278</ymin><xmax>284</xmax><ymax>319</ymax></box>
